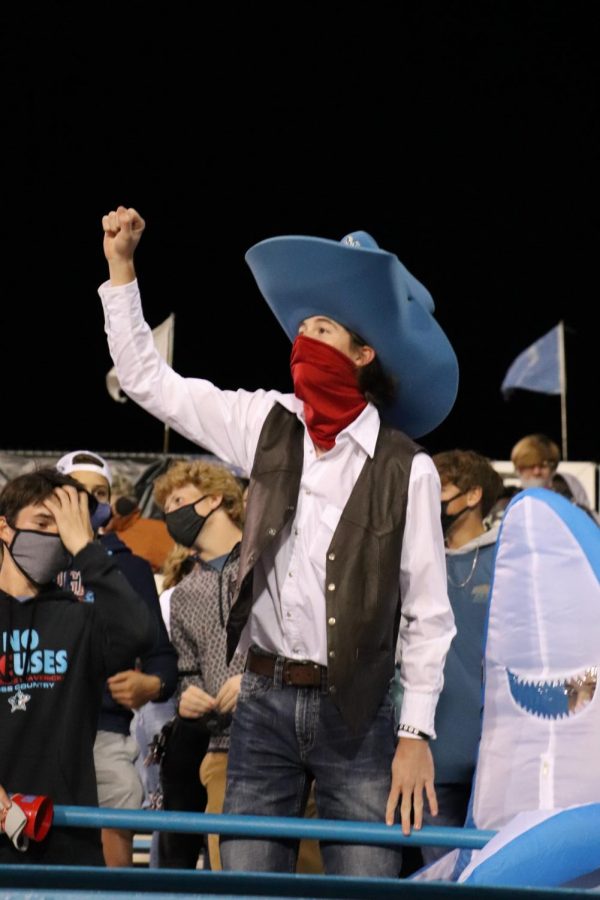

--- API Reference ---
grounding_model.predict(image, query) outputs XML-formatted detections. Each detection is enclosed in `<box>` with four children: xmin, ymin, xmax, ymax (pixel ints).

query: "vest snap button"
<box><xmin>267</xmin><ymin>527</ymin><xmax>276</xmax><ymax>536</ymax></box>
<box><xmin>328</xmin><ymin>552</ymin><xmax>336</xmax><ymax>561</ymax></box>
<box><xmin>328</xmin><ymin>617</ymin><xmax>336</xmax><ymax>626</ymax></box>
<box><xmin>327</xmin><ymin>583</ymin><xmax>336</xmax><ymax>591</ymax></box>
<box><xmin>328</xmin><ymin>650</ymin><xmax>336</xmax><ymax>659</ymax></box>
<box><xmin>329</xmin><ymin>685</ymin><xmax>337</xmax><ymax>695</ymax></box>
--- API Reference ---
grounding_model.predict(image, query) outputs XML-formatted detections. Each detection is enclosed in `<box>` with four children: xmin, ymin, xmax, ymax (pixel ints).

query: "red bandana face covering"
<box><xmin>290</xmin><ymin>335</ymin><xmax>368</xmax><ymax>450</ymax></box>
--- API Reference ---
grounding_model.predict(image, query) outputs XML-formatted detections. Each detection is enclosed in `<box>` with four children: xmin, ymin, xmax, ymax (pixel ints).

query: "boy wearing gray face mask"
<box><xmin>510</xmin><ymin>433</ymin><xmax>594</xmax><ymax>512</ymax></box>
<box><xmin>0</xmin><ymin>469</ymin><xmax>155</xmax><ymax>866</ymax></box>
<box><xmin>511</xmin><ymin>434</ymin><xmax>560</xmax><ymax>492</ymax></box>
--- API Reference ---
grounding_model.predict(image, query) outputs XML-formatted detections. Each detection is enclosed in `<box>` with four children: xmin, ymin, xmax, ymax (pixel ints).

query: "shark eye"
<box><xmin>507</xmin><ymin>667</ymin><xmax>597</xmax><ymax>719</ymax></box>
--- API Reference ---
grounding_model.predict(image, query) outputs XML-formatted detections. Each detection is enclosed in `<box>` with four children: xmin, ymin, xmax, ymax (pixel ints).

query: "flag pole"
<box><xmin>162</xmin><ymin>313</ymin><xmax>175</xmax><ymax>455</ymax></box>
<box><xmin>558</xmin><ymin>320</ymin><xmax>568</xmax><ymax>460</ymax></box>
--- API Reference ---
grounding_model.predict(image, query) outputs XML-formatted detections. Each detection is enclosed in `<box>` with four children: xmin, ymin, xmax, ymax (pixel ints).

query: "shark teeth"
<box><xmin>507</xmin><ymin>667</ymin><xmax>597</xmax><ymax>719</ymax></box>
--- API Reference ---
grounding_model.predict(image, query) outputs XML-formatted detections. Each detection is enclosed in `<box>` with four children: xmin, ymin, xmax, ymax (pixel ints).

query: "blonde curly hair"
<box><xmin>153</xmin><ymin>460</ymin><xmax>244</xmax><ymax>529</ymax></box>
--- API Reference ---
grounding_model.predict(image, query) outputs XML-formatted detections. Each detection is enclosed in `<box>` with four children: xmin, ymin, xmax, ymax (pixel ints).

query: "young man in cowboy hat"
<box><xmin>98</xmin><ymin>206</ymin><xmax>457</xmax><ymax>876</ymax></box>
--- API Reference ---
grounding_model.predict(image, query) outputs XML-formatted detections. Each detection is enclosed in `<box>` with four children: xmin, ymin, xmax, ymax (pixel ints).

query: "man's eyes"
<box><xmin>298</xmin><ymin>323</ymin><xmax>332</xmax><ymax>335</ymax></box>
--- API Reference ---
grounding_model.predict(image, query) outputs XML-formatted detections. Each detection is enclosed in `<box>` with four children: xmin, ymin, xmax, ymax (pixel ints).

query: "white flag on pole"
<box><xmin>106</xmin><ymin>313</ymin><xmax>175</xmax><ymax>403</ymax></box>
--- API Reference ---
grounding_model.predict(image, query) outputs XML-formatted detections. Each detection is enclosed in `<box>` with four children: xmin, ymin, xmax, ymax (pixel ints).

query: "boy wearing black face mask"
<box><xmin>153</xmin><ymin>460</ymin><xmax>245</xmax><ymax>871</ymax></box>
<box><xmin>418</xmin><ymin>450</ymin><xmax>503</xmax><ymax>863</ymax></box>
<box><xmin>0</xmin><ymin>469</ymin><xmax>154</xmax><ymax>866</ymax></box>
<box><xmin>153</xmin><ymin>460</ymin><xmax>322</xmax><ymax>873</ymax></box>
<box><xmin>54</xmin><ymin>450</ymin><xmax>178</xmax><ymax>868</ymax></box>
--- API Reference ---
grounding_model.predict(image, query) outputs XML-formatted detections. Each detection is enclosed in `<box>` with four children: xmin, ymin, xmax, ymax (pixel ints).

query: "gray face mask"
<box><xmin>6</xmin><ymin>530</ymin><xmax>73</xmax><ymax>587</ymax></box>
<box><xmin>520</xmin><ymin>475</ymin><xmax>548</xmax><ymax>491</ymax></box>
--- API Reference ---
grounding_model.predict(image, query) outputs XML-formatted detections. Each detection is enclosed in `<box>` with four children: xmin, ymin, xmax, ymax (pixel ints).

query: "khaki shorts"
<box><xmin>93</xmin><ymin>730</ymin><xmax>144</xmax><ymax>809</ymax></box>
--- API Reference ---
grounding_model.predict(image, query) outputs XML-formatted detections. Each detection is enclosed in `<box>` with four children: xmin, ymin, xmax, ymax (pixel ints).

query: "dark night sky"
<box><xmin>3</xmin><ymin>2</ymin><xmax>599</xmax><ymax>463</ymax></box>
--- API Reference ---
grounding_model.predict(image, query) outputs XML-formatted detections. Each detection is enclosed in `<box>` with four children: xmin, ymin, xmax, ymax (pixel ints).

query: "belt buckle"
<box><xmin>282</xmin><ymin>659</ymin><xmax>323</xmax><ymax>687</ymax></box>
<box><xmin>282</xmin><ymin>660</ymin><xmax>296</xmax><ymax>686</ymax></box>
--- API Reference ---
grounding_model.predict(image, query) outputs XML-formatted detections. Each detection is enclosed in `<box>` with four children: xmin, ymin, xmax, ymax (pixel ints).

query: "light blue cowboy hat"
<box><xmin>245</xmin><ymin>230</ymin><xmax>459</xmax><ymax>437</ymax></box>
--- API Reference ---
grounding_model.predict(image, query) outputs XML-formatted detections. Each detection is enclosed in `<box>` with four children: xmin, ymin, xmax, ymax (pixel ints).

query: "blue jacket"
<box><xmin>431</xmin><ymin>527</ymin><xmax>499</xmax><ymax>784</ymax></box>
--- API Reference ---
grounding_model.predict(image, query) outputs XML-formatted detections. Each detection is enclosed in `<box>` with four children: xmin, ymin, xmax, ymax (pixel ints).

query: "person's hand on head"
<box><xmin>102</xmin><ymin>206</ymin><xmax>145</xmax><ymax>285</ymax></box>
<box><xmin>43</xmin><ymin>486</ymin><xmax>93</xmax><ymax>557</ymax></box>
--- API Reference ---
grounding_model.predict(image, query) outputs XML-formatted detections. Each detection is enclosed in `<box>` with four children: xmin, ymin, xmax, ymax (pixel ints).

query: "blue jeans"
<box><xmin>130</xmin><ymin>698</ymin><xmax>177</xmax><ymax>868</ymax></box>
<box><xmin>131</xmin><ymin>698</ymin><xmax>177</xmax><ymax>809</ymax></box>
<box><xmin>421</xmin><ymin>782</ymin><xmax>471</xmax><ymax>864</ymax></box>
<box><xmin>220</xmin><ymin>665</ymin><xmax>401</xmax><ymax>876</ymax></box>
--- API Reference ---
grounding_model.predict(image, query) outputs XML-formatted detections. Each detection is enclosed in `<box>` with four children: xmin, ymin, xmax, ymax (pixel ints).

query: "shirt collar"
<box><xmin>276</xmin><ymin>394</ymin><xmax>380</xmax><ymax>459</ymax></box>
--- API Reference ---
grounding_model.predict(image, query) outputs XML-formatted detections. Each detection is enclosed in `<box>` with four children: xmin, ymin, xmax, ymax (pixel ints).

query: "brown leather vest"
<box><xmin>227</xmin><ymin>403</ymin><xmax>421</xmax><ymax>730</ymax></box>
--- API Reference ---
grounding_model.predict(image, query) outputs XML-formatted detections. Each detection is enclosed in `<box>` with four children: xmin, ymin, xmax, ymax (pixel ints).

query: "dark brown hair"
<box><xmin>347</xmin><ymin>329</ymin><xmax>396</xmax><ymax>410</ymax></box>
<box><xmin>0</xmin><ymin>468</ymin><xmax>87</xmax><ymax>526</ymax></box>
<box><xmin>433</xmin><ymin>450</ymin><xmax>504</xmax><ymax>519</ymax></box>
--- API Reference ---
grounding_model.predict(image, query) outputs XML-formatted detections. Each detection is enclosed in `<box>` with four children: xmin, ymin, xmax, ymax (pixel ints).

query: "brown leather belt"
<box><xmin>247</xmin><ymin>649</ymin><xmax>327</xmax><ymax>687</ymax></box>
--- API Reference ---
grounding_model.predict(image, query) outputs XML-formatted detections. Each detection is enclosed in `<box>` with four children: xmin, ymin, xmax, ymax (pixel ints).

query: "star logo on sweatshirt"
<box><xmin>8</xmin><ymin>689</ymin><xmax>31</xmax><ymax>712</ymax></box>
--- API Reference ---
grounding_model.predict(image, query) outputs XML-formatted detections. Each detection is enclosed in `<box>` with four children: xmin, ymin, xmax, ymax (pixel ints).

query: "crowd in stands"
<box><xmin>1</xmin><ymin>208</ymin><xmax>598</xmax><ymax>878</ymax></box>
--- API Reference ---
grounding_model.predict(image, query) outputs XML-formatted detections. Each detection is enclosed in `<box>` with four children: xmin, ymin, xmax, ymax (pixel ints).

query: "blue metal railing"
<box><xmin>0</xmin><ymin>807</ymin><xmax>594</xmax><ymax>898</ymax></box>
<box><xmin>52</xmin><ymin>805</ymin><xmax>495</xmax><ymax>849</ymax></box>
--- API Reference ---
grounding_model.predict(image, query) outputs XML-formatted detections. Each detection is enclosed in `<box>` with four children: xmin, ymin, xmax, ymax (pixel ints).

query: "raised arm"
<box><xmin>99</xmin><ymin>207</ymin><xmax>281</xmax><ymax>474</ymax></box>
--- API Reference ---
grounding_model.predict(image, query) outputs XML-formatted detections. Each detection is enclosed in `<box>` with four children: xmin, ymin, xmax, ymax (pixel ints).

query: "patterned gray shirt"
<box><xmin>170</xmin><ymin>544</ymin><xmax>245</xmax><ymax>751</ymax></box>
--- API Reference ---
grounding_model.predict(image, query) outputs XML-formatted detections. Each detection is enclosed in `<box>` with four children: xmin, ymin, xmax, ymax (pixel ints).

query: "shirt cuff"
<box><xmin>98</xmin><ymin>277</ymin><xmax>139</xmax><ymax>305</ymax></box>
<box><xmin>98</xmin><ymin>278</ymin><xmax>137</xmax><ymax>294</ymax></box>
<box><xmin>399</xmin><ymin>690</ymin><xmax>439</xmax><ymax>739</ymax></box>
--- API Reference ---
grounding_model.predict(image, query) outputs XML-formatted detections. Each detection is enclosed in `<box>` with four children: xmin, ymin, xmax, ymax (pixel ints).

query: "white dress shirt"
<box><xmin>99</xmin><ymin>279</ymin><xmax>455</xmax><ymax>735</ymax></box>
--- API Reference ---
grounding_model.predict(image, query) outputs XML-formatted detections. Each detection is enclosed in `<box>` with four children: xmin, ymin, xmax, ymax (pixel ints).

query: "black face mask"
<box><xmin>440</xmin><ymin>490</ymin><xmax>470</xmax><ymax>537</ymax></box>
<box><xmin>165</xmin><ymin>496</ymin><xmax>220</xmax><ymax>548</ymax></box>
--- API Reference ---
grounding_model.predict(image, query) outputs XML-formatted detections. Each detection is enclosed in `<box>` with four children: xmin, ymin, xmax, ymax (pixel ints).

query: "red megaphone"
<box><xmin>9</xmin><ymin>793</ymin><xmax>53</xmax><ymax>842</ymax></box>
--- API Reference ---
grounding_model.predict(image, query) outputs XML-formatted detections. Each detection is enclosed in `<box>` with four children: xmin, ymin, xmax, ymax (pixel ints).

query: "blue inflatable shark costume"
<box><xmin>414</xmin><ymin>488</ymin><xmax>600</xmax><ymax>888</ymax></box>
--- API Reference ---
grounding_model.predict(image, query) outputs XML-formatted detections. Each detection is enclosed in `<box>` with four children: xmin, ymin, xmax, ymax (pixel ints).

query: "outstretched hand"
<box><xmin>102</xmin><ymin>206</ymin><xmax>145</xmax><ymax>285</ymax></box>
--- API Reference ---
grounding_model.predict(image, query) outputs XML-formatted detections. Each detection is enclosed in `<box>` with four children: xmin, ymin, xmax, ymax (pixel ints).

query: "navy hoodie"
<box><xmin>98</xmin><ymin>533</ymin><xmax>177</xmax><ymax>733</ymax></box>
<box><xmin>58</xmin><ymin>534</ymin><xmax>178</xmax><ymax>734</ymax></box>
<box><xmin>0</xmin><ymin>542</ymin><xmax>155</xmax><ymax>866</ymax></box>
